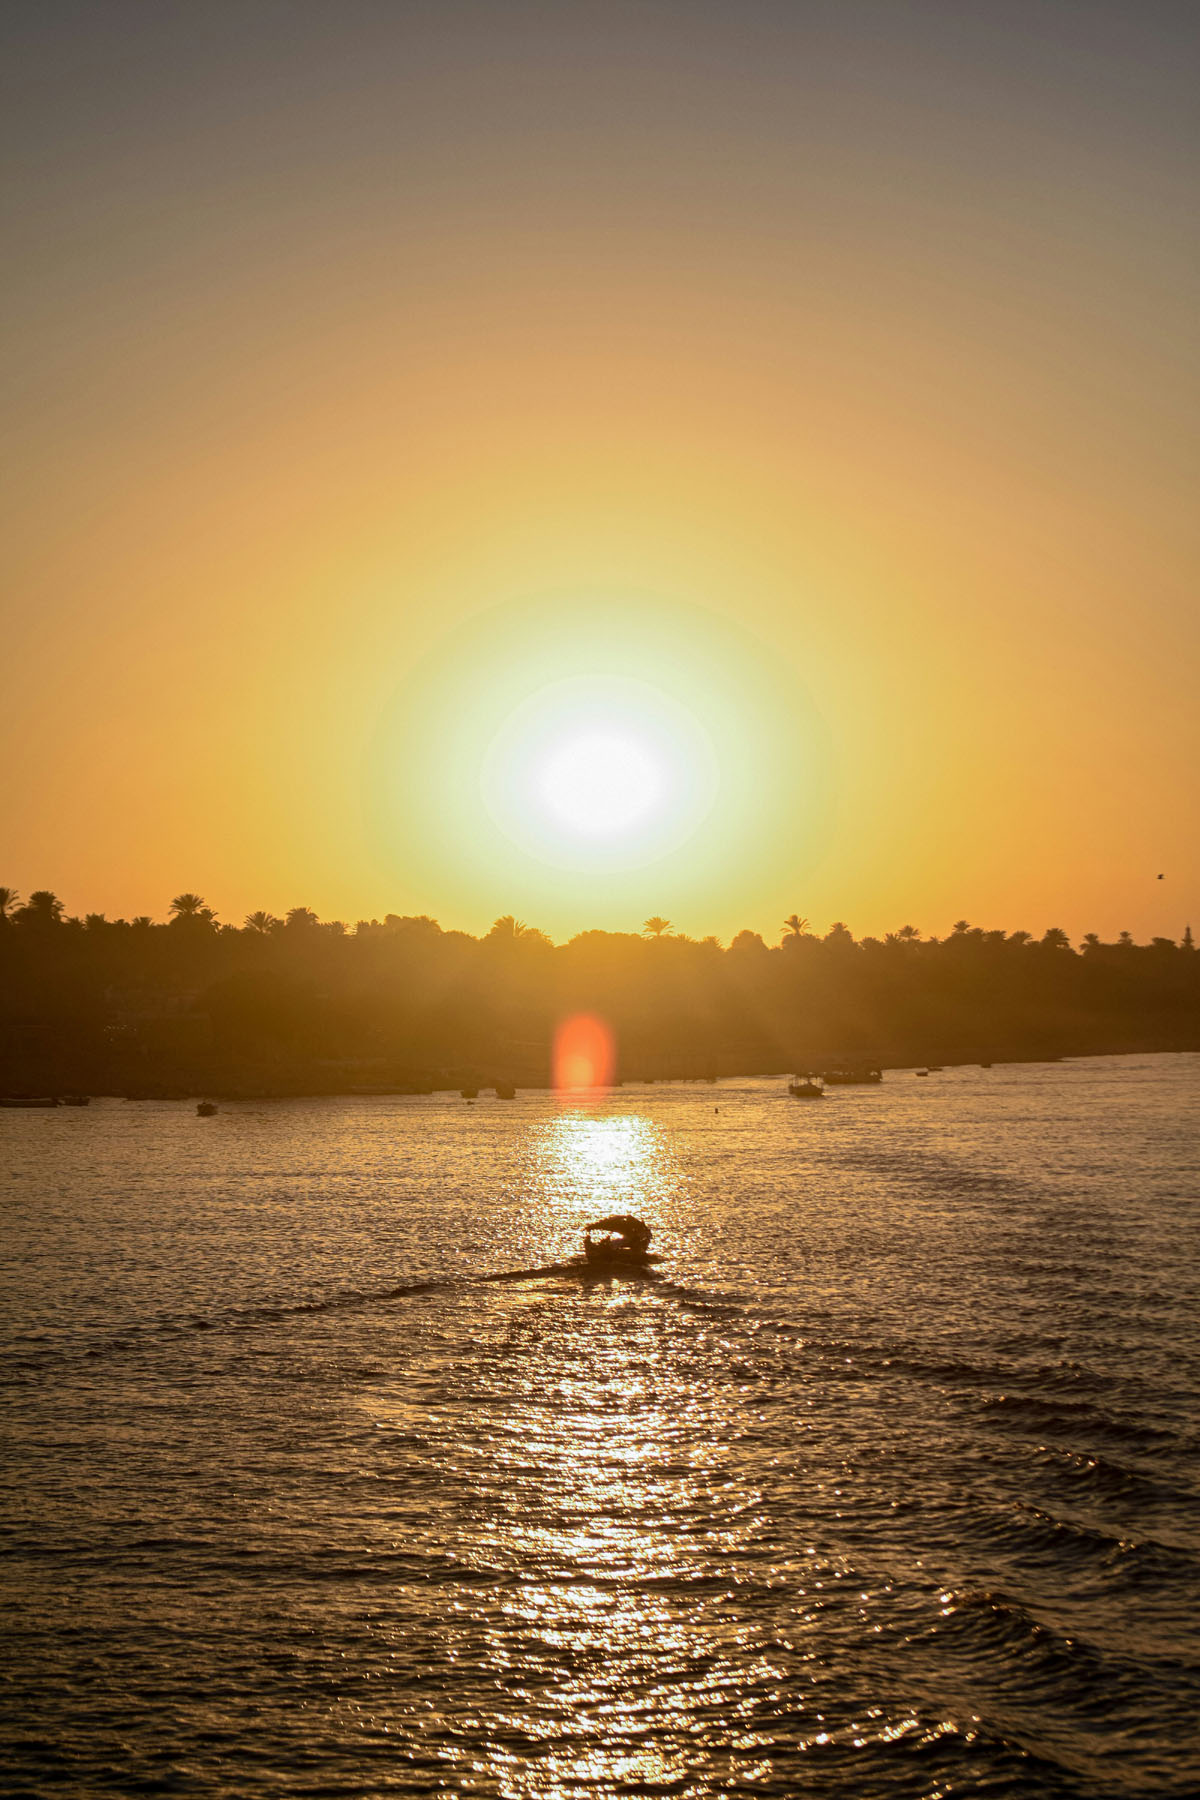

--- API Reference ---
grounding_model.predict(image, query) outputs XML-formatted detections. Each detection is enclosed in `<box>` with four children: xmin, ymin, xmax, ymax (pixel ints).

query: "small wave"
<box><xmin>978</xmin><ymin>1389</ymin><xmax>1187</xmax><ymax>1454</ymax></box>
<box><xmin>971</xmin><ymin>1497</ymin><xmax>1199</xmax><ymax>1581</ymax></box>
<box><xmin>1027</xmin><ymin>1443</ymin><xmax>1200</xmax><ymax>1515</ymax></box>
<box><xmin>920</xmin><ymin>1587</ymin><xmax>1125</xmax><ymax>1705</ymax></box>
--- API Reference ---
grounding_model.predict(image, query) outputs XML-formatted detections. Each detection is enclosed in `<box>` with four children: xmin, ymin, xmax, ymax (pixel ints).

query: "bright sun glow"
<box><xmin>536</xmin><ymin>730</ymin><xmax>665</xmax><ymax>837</ymax></box>
<box><xmin>480</xmin><ymin>675</ymin><xmax>720</xmax><ymax>872</ymax></box>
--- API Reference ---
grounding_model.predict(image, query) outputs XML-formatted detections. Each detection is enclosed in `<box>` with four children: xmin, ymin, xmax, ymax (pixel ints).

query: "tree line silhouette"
<box><xmin>0</xmin><ymin>886</ymin><xmax>1195</xmax><ymax>1097</ymax></box>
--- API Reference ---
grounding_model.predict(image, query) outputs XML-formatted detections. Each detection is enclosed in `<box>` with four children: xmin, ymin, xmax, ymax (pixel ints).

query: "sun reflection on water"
<box><xmin>360</xmin><ymin>1104</ymin><xmax>958</xmax><ymax>1792</ymax></box>
<box><xmin>460</xmin><ymin>1314</ymin><xmax>782</xmax><ymax>1799</ymax></box>
<box><xmin>525</xmin><ymin>1112</ymin><xmax>683</xmax><ymax>1244</ymax></box>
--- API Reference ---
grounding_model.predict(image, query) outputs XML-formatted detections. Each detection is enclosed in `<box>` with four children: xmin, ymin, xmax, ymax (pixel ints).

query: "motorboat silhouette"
<box><xmin>787</xmin><ymin>1074</ymin><xmax>825</xmax><ymax>1098</ymax></box>
<box><xmin>577</xmin><ymin>1213</ymin><xmax>662</xmax><ymax>1273</ymax></box>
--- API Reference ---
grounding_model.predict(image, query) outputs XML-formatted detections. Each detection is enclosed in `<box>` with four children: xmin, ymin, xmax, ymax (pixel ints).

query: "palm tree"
<box><xmin>488</xmin><ymin>915</ymin><xmax>530</xmax><ymax>940</ymax></box>
<box><xmin>284</xmin><ymin>907</ymin><xmax>320</xmax><ymax>929</ymax></box>
<box><xmin>0</xmin><ymin>886</ymin><xmax>18</xmax><ymax>920</ymax></box>
<box><xmin>170</xmin><ymin>893</ymin><xmax>208</xmax><ymax>918</ymax></box>
<box><xmin>642</xmin><ymin>916</ymin><xmax>671</xmax><ymax>938</ymax></box>
<box><xmin>951</xmin><ymin>919</ymin><xmax>971</xmax><ymax>936</ymax></box>
<box><xmin>897</xmin><ymin>924</ymin><xmax>920</xmax><ymax>943</ymax></box>
<box><xmin>782</xmin><ymin>914</ymin><xmax>810</xmax><ymax>938</ymax></box>
<box><xmin>1041</xmin><ymin>927</ymin><xmax>1071</xmax><ymax>950</ymax></box>
<box><xmin>19</xmin><ymin>890</ymin><xmax>64</xmax><ymax>924</ymax></box>
<box><xmin>244</xmin><ymin>911</ymin><xmax>280</xmax><ymax>934</ymax></box>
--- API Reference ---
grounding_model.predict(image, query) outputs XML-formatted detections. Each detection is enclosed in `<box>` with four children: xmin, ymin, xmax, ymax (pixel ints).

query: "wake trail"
<box><xmin>5</xmin><ymin>1261</ymin><xmax>749</xmax><ymax>1377</ymax></box>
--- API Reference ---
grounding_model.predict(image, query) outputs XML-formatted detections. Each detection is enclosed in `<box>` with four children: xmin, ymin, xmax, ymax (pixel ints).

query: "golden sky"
<box><xmin>2</xmin><ymin>2</ymin><xmax>1196</xmax><ymax>942</ymax></box>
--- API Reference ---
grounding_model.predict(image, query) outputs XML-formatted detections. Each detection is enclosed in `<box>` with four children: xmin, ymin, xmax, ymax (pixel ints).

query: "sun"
<box><xmin>480</xmin><ymin>675</ymin><xmax>719</xmax><ymax>871</ymax></box>
<box><xmin>536</xmin><ymin>729</ymin><xmax>666</xmax><ymax>837</ymax></box>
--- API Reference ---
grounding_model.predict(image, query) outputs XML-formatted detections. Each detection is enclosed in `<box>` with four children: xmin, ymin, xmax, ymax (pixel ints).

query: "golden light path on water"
<box><xmin>361</xmin><ymin>1107</ymin><xmax>925</xmax><ymax>1796</ymax></box>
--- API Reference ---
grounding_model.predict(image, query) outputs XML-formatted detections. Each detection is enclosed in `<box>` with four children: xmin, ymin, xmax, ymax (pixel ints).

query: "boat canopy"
<box><xmin>584</xmin><ymin>1213</ymin><xmax>652</xmax><ymax>1254</ymax></box>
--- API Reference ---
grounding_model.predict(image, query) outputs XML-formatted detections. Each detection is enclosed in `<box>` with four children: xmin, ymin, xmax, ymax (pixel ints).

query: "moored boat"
<box><xmin>820</xmin><ymin>1065</ymin><xmax>882</xmax><ymax>1085</ymax></box>
<box><xmin>787</xmin><ymin>1074</ymin><xmax>825</xmax><ymax>1098</ymax></box>
<box><xmin>0</xmin><ymin>1096</ymin><xmax>60</xmax><ymax>1108</ymax></box>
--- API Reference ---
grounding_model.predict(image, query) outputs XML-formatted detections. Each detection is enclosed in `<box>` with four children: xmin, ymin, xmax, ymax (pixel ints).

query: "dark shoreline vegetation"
<box><xmin>0</xmin><ymin>889</ymin><xmax>1196</xmax><ymax>1099</ymax></box>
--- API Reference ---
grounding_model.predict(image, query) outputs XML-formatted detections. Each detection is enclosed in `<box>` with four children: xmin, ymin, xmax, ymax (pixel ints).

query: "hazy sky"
<box><xmin>3</xmin><ymin>0</ymin><xmax>1196</xmax><ymax>942</ymax></box>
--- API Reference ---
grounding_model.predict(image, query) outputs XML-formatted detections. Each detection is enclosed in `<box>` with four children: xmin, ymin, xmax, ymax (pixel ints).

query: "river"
<box><xmin>3</xmin><ymin>1055</ymin><xmax>1198</xmax><ymax>1797</ymax></box>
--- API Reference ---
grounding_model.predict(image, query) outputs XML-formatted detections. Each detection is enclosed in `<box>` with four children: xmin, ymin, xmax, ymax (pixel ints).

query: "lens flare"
<box><xmin>553</xmin><ymin>1013</ymin><xmax>616</xmax><ymax>1094</ymax></box>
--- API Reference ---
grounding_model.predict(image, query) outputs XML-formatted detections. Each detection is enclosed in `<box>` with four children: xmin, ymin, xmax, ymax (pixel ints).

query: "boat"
<box><xmin>787</xmin><ymin>1074</ymin><xmax>825</xmax><ymax>1099</ymax></box>
<box><xmin>0</xmin><ymin>1096</ymin><xmax>60</xmax><ymax>1108</ymax></box>
<box><xmin>575</xmin><ymin>1213</ymin><xmax>662</xmax><ymax>1275</ymax></box>
<box><xmin>60</xmin><ymin>1095</ymin><xmax>90</xmax><ymax>1106</ymax></box>
<box><xmin>820</xmin><ymin>1065</ymin><xmax>882</xmax><ymax>1085</ymax></box>
<box><xmin>196</xmin><ymin>1100</ymin><xmax>218</xmax><ymax>1116</ymax></box>
<box><xmin>493</xmin><ymin>1081</ymin><xmax>516</xmax><ymax>1099</ymax></box>
<box><xmin>915</xmin><ymin>1068</ymin><xmax>930</xmax><ymax>1077</ymax></box>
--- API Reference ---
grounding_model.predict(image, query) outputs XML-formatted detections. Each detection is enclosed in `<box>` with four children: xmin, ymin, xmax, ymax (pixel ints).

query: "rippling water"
<box><xmin>3</xmin><ymin>1055</ymin><xmax>1199</xmax><ymax>1797</ymax></box>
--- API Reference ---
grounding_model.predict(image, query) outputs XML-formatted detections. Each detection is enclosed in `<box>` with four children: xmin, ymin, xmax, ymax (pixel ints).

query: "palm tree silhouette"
<box><xmin>21</xmin><ymin>890</ymin><xmax>64</xmax><ymax>924</ymax></box>
<box><xmin>244</xmin><ymin>911</ymin><xmax>280</xmax><ymax>934</ymax></box>
<box><xmin>0</xmin><ymin>886</ymin><xmax>18</xmax><ymax>920</ymax></box>
<box><xmin>642</xmin><ymin>917</ymin><xmax>671</xmax><ymax>938</ymax></box>
<box><xmin>170</xmin><ymin>893</ymin><xmax>208</xmax><ymax>918</ymax></box>
<box><xmin>782</xmin><ymin>914</ymin><xmax>810</xmax><ymax>938</ymax></box>
<box><xmin>488</xmin><ymin>915</ymin><xmax>532</xmax><ymax>940</ymax></box>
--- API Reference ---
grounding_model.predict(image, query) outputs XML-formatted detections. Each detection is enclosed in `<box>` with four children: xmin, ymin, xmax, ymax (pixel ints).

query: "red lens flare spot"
<box><xmin>553</xmin><ymin>1013</ymin><xmax>615</xmax><ymax>1094</ymax></box>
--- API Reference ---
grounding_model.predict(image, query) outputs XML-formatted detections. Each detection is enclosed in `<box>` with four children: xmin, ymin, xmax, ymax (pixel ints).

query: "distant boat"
<box><xmin>787</xmin><ymin>1074</ymin><xmax>825</xmax><ymax>1099</ymax></box>
<box><xmin>0</xmin><ymin>1096</ymin><xmax>60</xmax><ymax>1108</ymax></box>
<box><xmin>196</xmin><ymin>1100</ymin><xmax>218</xmax><ymax>1116</ymax></box>
<box><xmin>493</xmin><ymin>1081</ymin><xmax>516</xmax><ymax>1099</ymax></box>
<box><xmin>915</xmin><ymin>1068</ymin><xmax>930</xmax><ymax>1077</ymax></box>
<box><xmin>460</xmin><ymin>1086</ymin><xmax>479</xmax><ymax>1099</ymax></box>
<box><xmin>60</xmin><ymin>1095</ymin><xmax>90</xmax><ymax>1106</ymax></box>
<box><xmin>820</xmin><ymin>1066</ymin><xmax>882</xmax><ymax>1085</ymax></box>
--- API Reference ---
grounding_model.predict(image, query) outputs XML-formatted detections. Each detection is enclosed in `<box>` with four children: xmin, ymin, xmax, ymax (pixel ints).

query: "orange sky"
<box><xmin>2</xmin><ymin>2</ymin><xmax>1196</xmax><ymax>943</ymax></box>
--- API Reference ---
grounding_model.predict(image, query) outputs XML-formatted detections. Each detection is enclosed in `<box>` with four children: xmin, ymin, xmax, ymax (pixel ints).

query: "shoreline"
<box><xmin>5</xmin><ymin>1044</ymin><xmax>1194</xmax><ymax>1105</ymax></box>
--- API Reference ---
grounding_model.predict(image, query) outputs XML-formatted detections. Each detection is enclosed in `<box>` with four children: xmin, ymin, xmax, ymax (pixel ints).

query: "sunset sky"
<box><xmin>3</xmin><ymin>1</ymin><xmax>1196</xmax><ymax>943</ymax></box>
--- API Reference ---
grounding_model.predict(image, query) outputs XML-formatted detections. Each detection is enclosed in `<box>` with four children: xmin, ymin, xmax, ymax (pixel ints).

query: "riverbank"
<box><xmin>4</xmin><ymin>1030</ymin><xmax>1197</xmax><ymax>1103</ymax></box>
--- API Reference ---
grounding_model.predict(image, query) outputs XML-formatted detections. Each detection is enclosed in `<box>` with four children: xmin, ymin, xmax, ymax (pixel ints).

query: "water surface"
<box><xmin>3</xmin><ymin>1056</ymin><xmax>1199</xmax><ymax>1796</ymax></box>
